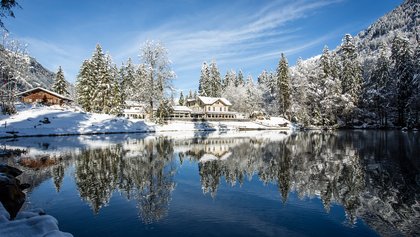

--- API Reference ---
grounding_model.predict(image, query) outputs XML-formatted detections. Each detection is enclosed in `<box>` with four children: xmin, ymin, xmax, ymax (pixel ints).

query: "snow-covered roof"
<box><xmin>125</xmin><ymin>100</ymin><xmax>147</xmax><ymax>107</ymax></box>
<box><xmin>16</xmin><ymin>87</ymin><xmax>72</xmax><ymax>101</ymax></box>
<box><xmin>172</xmin><ymin>106</ymin><xmax>192</xmax><ymax>112</ymax></box>
<box><xmin>197</xmin><ymin>96</ymin><xmax>232</xmax><ymax>106</ymax></box>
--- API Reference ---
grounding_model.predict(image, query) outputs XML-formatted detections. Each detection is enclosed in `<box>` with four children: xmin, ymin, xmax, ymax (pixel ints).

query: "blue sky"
<box><xmin>4</xmin><ymin>0</ymin><xmax>402</xmax><ymax>93</ymax></box>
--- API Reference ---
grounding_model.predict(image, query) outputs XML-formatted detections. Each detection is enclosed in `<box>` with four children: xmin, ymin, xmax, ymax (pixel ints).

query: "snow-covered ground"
<box><xmin>0</xmin><ymin>202</ymin><xmax>72</xmax><ymax>237</ymax></box>
<box><xmin>0</xmin><ymin>104</ymin><xmax>291</xmax><ymax>138</ymax></box>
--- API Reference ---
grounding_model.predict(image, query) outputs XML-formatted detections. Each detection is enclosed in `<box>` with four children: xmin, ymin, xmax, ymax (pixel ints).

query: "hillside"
<box><xmin>0</xmin><ymin>45</ymin><xmax>74</xmax><ymax>96</ymax></box>
<box><xmin>354</xmin><ymin>0</ymin><xmax>418</xmax><ymax>57</ymax></box>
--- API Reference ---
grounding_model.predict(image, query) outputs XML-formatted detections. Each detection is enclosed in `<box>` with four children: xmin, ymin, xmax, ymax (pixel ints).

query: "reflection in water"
<box><xmin>75</xmin><ymin>137</ymin><xmax>176</xmax><ymax>224</ymax></box>
<box><xmin>3</xmin><ymin>131</ymin><xmax>419</xmax><ymax>236</ymax></box>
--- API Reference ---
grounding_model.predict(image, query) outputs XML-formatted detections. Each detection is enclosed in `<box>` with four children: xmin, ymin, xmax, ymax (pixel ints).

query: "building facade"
<box><xmin>17</xmin><ymin>87</ymin><xmax>72</xmax><ymax>105</ymax></box>
<box><xmin>185</xmin><ymin>96</ymin><xmax>237</xmax><ymax>119</ymax></box>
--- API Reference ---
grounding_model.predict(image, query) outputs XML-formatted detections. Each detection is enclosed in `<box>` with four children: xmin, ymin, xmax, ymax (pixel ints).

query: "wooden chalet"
<box><xmin>17</xmin><ymin>87</ymin><xmax>72</xmax><ymax>105</ymax></box>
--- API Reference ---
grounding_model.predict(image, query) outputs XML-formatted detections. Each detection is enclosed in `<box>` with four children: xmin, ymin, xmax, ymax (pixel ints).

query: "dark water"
<box><xmin>1</xmin><ymin>131</ymin><xmax>419</xmax><ymax>237</ymax></box>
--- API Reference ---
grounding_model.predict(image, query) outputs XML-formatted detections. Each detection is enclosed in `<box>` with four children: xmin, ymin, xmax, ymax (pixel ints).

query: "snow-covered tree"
<box><xmin>76</xmin><ymin>59</ymin><xmax>94</xmax><ymax>112</ymax></box>
<box><xmin>290</xmin><ymin>58</ymin><xmax>310</xmax><ymax>125</ymax></box>
<box><xmin>276</xmin><ymin>53</ymin><xmax>291</xmax><ymax>118</ymax></box>
<box><xmin>140</xmin><ymin>40</ymin><xmax>175</xmax><ymax>118</ymax></box>
<box><xmin>91</xmin><ymin>46</ymin><xmax>113</xmax><ymax>113</ymax></box>
<box><xmin>0</xmin><ymin>31</ymin><xmax>28</xmax><ymax>114</ymax></box>
<box><xmin>222</xmin><ymin>70</ymin><xmax>236</xmax><ymax>89</ymax></box>
<box><xmin>339</xmin><ymin>34</ymin><xmax>362</xmax><ymax>123</ymax></box>
<box><xmin>391</xmin><ymin>34</ymin><xmax>414</xmax><ymax>126</ymax></box>
<box><xmin>209</xmin><ymin>60</ymin><xmax>222</xmax><ymax>97</ymax></box>
<box><xmin>120</xmin><ymin>58</ymin><xmax>136</xmax><ymax>103</ymax></box>
<box><xmin>318</xmin><ymin>46</ymin><xmax>342</xmax><ymax>126</ymax></box>
<box><xmin>178</xmin><ymin>91</ymin><xmax>184</xmax><ymax>105</ymax></box>
<box><xmin>156</xmin><ymin>99</ymin><xmax>173</xmax><ymax>124</ymax></box>
<box><xmin>52</xmin><ymin>66</ymin><xmax>68</xmax><ymax>96</ymax></box>
<box><xmin>198</xmin><ymin>62</ymin><xmax>209</xmax><ymax>96</ymax></box>
<box><xmin>235</xmin><ymin>70</ymin><xmax>245</xmax><ymax>87</ymax></box>
<box><xmin>364</xmin><ymin>43</ymin><xmax>392</xmax><ymax>126</ymax></box>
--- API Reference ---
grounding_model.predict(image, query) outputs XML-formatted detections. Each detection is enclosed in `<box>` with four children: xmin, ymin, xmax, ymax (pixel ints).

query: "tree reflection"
<box><xmin>14</xmin><ymin>131</ymin><xmax>417</xmax><ymax>235</ymax></box>
<box><xmin>74</xmin><ymin>137</ymin><xmax>176</xmax><ymax>224</ymax></box>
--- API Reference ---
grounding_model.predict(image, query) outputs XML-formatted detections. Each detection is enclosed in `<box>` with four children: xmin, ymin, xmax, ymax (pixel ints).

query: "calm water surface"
<box><xmin>1</xmin><ymin>131</ymin><xmax>419</xmax><ymax>237</ymax></box>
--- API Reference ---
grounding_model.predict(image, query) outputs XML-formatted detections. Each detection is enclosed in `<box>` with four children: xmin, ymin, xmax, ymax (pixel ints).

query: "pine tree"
<box><xmin>410</xmin><ymin>44</ymin><xmax>420</xmax><ymax>127</ymax></box>
<box><xmin>209</xmin><ymin>60</ymin><xmax>222</xmax><ymax>97</ymax></box>
<box><xmin>52</xmin><ymin>66</ymin><xmax>68</xmax><ymax>96</ymax></box>
<box><xmin>91</xmin><ymin>46</ymin><xmax>113</xmax><ymax>113</ymax></box>
<box><xmin>121</xmin><ymin>58</ymin><xmax>136</xmax><ymax>102</ymax></box>
<box><xmin>290</xmin><ymin>58</ymin><xmax>310</xmax><ymax>125</ymax></box>
<box><xmin>222</xmin><ymin>70</ymin><xmax>235</xmax><ymax>90</ymax></box>
<box><xmin>276</xmin><ymin>53</ymin><xmax>291</xmax><ymax>118</ymax></box>
<box><xmin>76</xmin><ymin>60</ymin><xmax>94</xmax><ymax>112</ymax></box>
<box><xmin>339</xmin><ymin>34</ymin><xmax>362</xmax><ymax>123</ymax></box>
<box><xmin>235</xmin><ymin>70</ymin><xmax>244</xmax><ymax>87</ymax></box>
<box><xmin>367</xmin><ymin>43</ymin><xmax>392</xmax><ymax>126</ymax></box>
<box><xmin>199</xmin><ymin>62</ymin><xmax>210</xmax><ymax>96</ymax></box>
<box><xmin>318</xmin><ymin>46</ymin><xmax>342</xmax><ymax>126</ymax></box>
<box><xmin>178</xmin><ymin>91</ymin><xmax>184</xmax><ymax>105</ymax></box>
<box><xmin>156</xmin><ymin>99</ymin><xmax>173</xmax><ymax>124</ymax></box>
<box><xmin>391</xmin><ymin>34</ymin><xmax>414</xmax><ymax>126</ymax></box>
<box><xmin>109</xmin><ymin>64</ymin><xmax>123</xmax><ymax>115</ymax></box>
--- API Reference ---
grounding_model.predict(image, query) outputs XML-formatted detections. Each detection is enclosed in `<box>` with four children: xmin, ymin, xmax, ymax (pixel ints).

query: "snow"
<box><xmin>0</xmin><ymin>202</ymin><xmax>72</xmax><ymax>237</ymax></box>
<box><xmin>172</xmin><ymin>106</ymin><xmax>192</xmax><ymax>112</ymax></box>
<box><xmin>0</xmin><ymin>104</ymin><xmax>291</xmax><ymax>138</ymax></box>
<box><xmin>199</xmin><ymin>154</ymin><xmax>219</xmax><ymax>163</ymax></box>
<box><xmin>197</xmin><ymin>96</ymin><xmax>232</xmax><ymax>106</ymax></box>
<box><xmin>0</xmin><ymin>104</ymin><xmax>152</xmax><ymax>138</ymax></box>
<box><xmin>16</xmin><ymin>87</ymin><xmax>72</xmax><ymax>101</ymax></box>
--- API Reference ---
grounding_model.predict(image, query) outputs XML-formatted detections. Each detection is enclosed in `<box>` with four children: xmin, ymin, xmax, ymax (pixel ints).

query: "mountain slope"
<box><xmin>354</xmin><ymin>0</ymin><xmax>419</xmax><ymax>57</ymax></box>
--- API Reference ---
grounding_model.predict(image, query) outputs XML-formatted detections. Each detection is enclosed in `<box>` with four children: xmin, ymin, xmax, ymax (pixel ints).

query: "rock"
<box><xmin>0</xmin><ymin>165</ymin><xmax>30</xmax><ymax>219</ymax></box>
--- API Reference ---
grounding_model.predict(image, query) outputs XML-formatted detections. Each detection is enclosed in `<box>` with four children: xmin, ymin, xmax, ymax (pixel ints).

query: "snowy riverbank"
<box><xmin>0</xmin><ymin>104</ymin><xmax>291</xmax><ymax>138</ymax></box>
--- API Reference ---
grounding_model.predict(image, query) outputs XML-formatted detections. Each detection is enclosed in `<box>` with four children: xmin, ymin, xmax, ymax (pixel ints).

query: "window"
<box><xmin>213</xmin><ymin>107</ymin><xmax>215</xmax><ymax>111</ymax></box>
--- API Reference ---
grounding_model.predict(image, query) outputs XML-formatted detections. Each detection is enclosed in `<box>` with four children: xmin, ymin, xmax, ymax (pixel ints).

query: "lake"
<box><xmin>1</xmin><ymin>130</ymin><xmax>419</xmax><ymax>237</ymax></box>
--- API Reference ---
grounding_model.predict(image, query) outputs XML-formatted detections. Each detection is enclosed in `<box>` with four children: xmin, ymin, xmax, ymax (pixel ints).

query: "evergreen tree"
<box><xmin>131</xmin><ymin>63</ymin><xmax>149</xmax><ymax>103</ymax></box>
<box><xmin>290</xmin><ymin>58</ymin><xmax>310</xmax><ymax>125</ymax></box>
<box><xmin>276</xmin><ymin>53</ymin><xmax>291</xmax><ymax>118</ymax></box>
<box><xmin>339</xmin><ymin>34</ymin><xmax>362</xmax><ymax>123</ymax></box>
<box><xmin>91</xmin><ymin>47</ymin><xmax>113</xmax><ymax>113</ymax></box>
<box><xmin>391</xmin><ymin>34</ymin><xmax>414</xmax><ymax>126</ymax></box>
<box><xmin>178</xmin><ymin>91</ymin><xmax>184</xmax><ymax>105</ymax></box>
<box><xmin>109</xmin><ymin>64</ymin><xmax>123</xmax><ymax>115</ymax></box>
<box><xmin>209</xmin><ymin>60</ymin><xmax>222</xmax><ymax>97</ymax></box>
<box><xmin>76</xmin><ymin>60</ymin><xmax>94</xmax><ymax>112</ymax></box>
<box><xmin>52</xmin><ymin>66</ymin><xmax>68</xmax><ymax>96</ymax></box>
<box><xmin>199</xmin><ymin>62</ymin><xmax>210</xmax><ymax>96</ymax></box>
<box><xmin>409</xmin><ymin>44</ymin><xmax>420</xmax><ymax>127</ymax></box>
<box><xmin>121</xmin><ymin>58</ymin><xmax>136</xmax><ymax>102</ymax></box>
<box><xmin>235</xmin><ymin>70</ymin><xmax>244</xmax><ymax>87</ymax></box>
<box><xmin>318</xmin><ymin>46</ymin><xmax>342</xmax><ymax>126</ymax></box>
<box><xmin>156</xmin><ymin>99</ymin><xmax>173</xmax><ymax>124</ymax></box>
<box><xmin>366</xmin><ymin>43</ymin><xmax>392</xmax><ymax>126</ymax></box>
<box><xmin>222</xmin><ymin>70</ymin><xmax>235</xmax><ymax>90</ymax></box>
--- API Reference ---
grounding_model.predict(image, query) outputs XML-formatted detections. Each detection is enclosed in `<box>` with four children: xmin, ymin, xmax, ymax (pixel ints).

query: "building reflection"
<box><xmin>5</xmin><ymin>131</ymin><xmax>419</xmax><ymax>235</ymax></box>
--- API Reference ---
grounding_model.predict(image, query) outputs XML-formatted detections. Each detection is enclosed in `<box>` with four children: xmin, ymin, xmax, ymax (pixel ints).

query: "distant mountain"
<box><xmin>354</xmin><ymin>0</ymin><xmax>418</xmax><ymax>57</ymax></box>
<box><xmin>297</xmin><ymin>0</ymin><xmax>418</xmax><ymax>68</ymax></box>
<box><xmin>0</xmin><ymin>46</ymin><xmax>55</xmax><ymax>91</ymax></box>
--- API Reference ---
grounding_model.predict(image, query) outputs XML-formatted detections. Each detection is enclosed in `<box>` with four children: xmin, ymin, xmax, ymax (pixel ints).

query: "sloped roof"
<box><xmin>17</xmin><ymin>87</ymin><xmax>72</xmax><ymax>101</ymax></box>
<box><xmin>197</xmin><ymin>96</ymin><xmax>232</xmax><ymax>106</ymax></box>
<box><xmin>125</xmin><ymin>100</ymin><xmax>147</xmax><ymax>107</ymax></box>
<box><xmin>172</xmin><ymin>106</ymin><xmax>192</xmax><ymax>112</ymax></box>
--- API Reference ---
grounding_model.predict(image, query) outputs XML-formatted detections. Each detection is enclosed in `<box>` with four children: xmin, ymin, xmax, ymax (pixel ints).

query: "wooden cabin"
<box><xmin>17</xmin><ymin>87</ymin><xmax>72</xmax><ymax>105</ymax></box>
